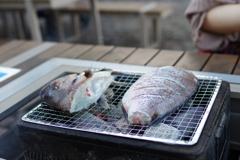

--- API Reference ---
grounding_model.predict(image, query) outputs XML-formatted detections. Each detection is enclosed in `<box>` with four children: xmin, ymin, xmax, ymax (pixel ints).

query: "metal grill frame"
<box><xmin>22</xmin><ymin>73</ymin><xmax>222</xmax><ymax>146</ymax></box>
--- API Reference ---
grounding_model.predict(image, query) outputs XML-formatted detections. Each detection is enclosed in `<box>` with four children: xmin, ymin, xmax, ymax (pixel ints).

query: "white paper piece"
<box><xmin>0</xmin><ymin>66</ymin><xmax>21</xmax><ymax>83</ymax></box>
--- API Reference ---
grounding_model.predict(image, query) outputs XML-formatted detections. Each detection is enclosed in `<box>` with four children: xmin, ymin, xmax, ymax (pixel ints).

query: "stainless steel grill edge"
<box><xmin>18</xmin><ymin>77</ymin><xmax>230</xmax><ymax>160</ymax></box>
<box><xmin>21</xmin><ymin>75</ymin><xmax>222</xmax><ymax>145</ymax></box>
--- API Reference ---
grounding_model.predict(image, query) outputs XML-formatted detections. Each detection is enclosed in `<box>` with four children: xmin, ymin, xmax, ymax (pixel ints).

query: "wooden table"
<box><xmin>1</xmin><ymin>39</ymin><xmax>240</xmax><ymax>94</ymax></box>
<box><xmin>1</xmin><ymin>40</ymin><xmax>240</xmax><ymax>155</ymax></box>
<box><xmin>1</xmin><ymin>40</ymin><xmax>240</xmax><ymax>79</ymax></box>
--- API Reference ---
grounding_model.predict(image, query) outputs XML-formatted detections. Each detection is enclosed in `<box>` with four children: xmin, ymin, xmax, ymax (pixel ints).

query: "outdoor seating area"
<box><xmin>1</xmin><ymin>0</ymin><xmax>240</xmax><ymax>160</ymax></box>
<box><xmin>0</xmin><ymin>0</ymin><xmax>173</xmax><ymax>48</ymax></box>
<box><xmin>58</xmin><ymin>1</ymin><xmax>173</xmax><ymax>47</ymax></box>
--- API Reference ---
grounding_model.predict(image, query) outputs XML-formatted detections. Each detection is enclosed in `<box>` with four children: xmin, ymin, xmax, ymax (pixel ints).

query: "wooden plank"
<box><xmin>17</xmin><ymin>43</ymin><xmax>72</xmax><ymax>72</ymax></box>
<box><xmin>90</xmin><ymin>0</ymin><xmax>103</xmax><ymax>45</ymax></box>
<box><xmin>0</xmin><ymin>0</ymin><xmax>49</xmax><ymax>2</ymax></box>
<box><xmin>202</xmin><ymin>54</ymin><xmax>238</xmax><ymax>74</ymax></box>
<box><xmin>78</xmin><ymin>45</ymin><xmax>114</xmax><ymax>61</ymax></box>
<box><xmin>0</xmin><ymin>41</ymin><xmax>41</xmax><ymax>63</ymax></box>
<box><xmin>99</xmin><ymin>2</ymin><xmax>148</xmax><ymax>13</ymax></box>
<box><xmin>64</xmin><ymin>2</ymin><xmax>148</xmax><ymax>13</ymax></box>
<box><xmin>99</xmin><ymin>46</ymin><xmax>136</xmax><ymax>63</ymax></box>
<box><xmin>0</xmin><ymin>39</ymin><xmax>10</xmax><ymax>46</ymax></box>
<box><xmin>233</xmin><ymin>59</ymin><xmax>240</xmax><ymax>75</ymax></box>
<box><xmin>58</xmin><ymin>44</ymin><xmax>93</xmax><ymax>58</ymax></box>
<box><xmin>14</xmin><ymin>11</ymin><xmax>25</xmax><ymax>39</ymax></box>
<box><xmin>0</xmin><ymin>43</ymin><xmax>73</xmax><ymax>87</ymax></box>
<box><xmin>175</xmin><ymin>52</ymin><xmax>210</xmax><ymax>71</ymax></box>
<box><xmin>140</xmin><ymin>13</ymin><xmax>148</xmax><ymax>47</ymax></box>
<box><xmin>122</xmin><ymin>48</ymin><xmax>158</xmax><ymax>65</ymax></box>
<box><xmin>0</xmin><ymin>0</ymin><xmax>73</xmax><ymax>2</ymax></box>
<box><xmin>61</xmin><ymin>1</ymin><xmax>173</xmax><ymax>15</ymax></box>
<box><xmin>0</xmin><ymin>40</ymin><xmax>25</xmax><ymax>56</ymax></box>
<box><xmin>147</xmin><ymin>3</ymin><xmax>173</xmax><ymax>18</ymax></box>
<box><xmin>25</xmin><ymin>0</ymin><xmax>42</xmax><ymax>41</ymax></box>
<box><xmin>147</xmin><ymin>49</ymin><xmax>183</xmax><ymax>67</ymax></box>
<box><xmin>37</xmin><ymin>43</ymin><xmax>73</xmax><ymax>59</ymax></box>
<box><xmin>1</xmin><ymin>42</ymin><xmax>56</xmax><ymax>67</ymax></box>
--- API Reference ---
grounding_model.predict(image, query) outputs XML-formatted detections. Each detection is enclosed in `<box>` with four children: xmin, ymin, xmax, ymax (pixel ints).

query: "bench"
<box><xmin>0</xmin><ymin>0</ymin><xmax>78</xmax><ymax>41</ymax></box>
<box><xmin>58</xmin><ymin>1</ymin><xmax>173</xmax><ymax>48</ymax></box>
<box><xmin>0</xmin><ymin>1</ymin><xmax>172</xmax><ymax>48</ymax></box>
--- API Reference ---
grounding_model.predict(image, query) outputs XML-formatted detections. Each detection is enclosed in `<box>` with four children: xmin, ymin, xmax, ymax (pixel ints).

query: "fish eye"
<box><xmin>52</xmin><ymin>86</ymin><xmax>58</xmax><ymax>91</ymax></box>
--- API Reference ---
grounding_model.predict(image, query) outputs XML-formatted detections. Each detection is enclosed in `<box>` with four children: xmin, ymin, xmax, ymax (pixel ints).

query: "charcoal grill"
<box><xmin>18</xmin><ymin>68</ymin><xmax>230</xmax><ymax>160</ymax></box>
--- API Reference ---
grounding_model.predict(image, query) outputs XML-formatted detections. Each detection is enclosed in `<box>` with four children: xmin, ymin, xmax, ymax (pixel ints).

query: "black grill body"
<box><xmin>18</xmin><ymin>81</ymin><xmax>230</xmax><ymax>160</ymax></box>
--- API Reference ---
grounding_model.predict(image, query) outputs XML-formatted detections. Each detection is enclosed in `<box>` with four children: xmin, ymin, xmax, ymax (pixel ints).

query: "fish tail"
<box><xmin>111</xmin><ymin>81</ymin><xmax>130</xmax><ymax>86</ymax></box>
<box><xmin>97</xmin><ymin>95</ymin><xmax>110</xmax><ymax>110</ymax></box>
<box><xmin>149</xmin><ymin>116</ymin><xmax>166</xmax><ymax>126</ymax></box>
<box><xmin>111</xmin><ymin>71</ymin><xmax>133</xmax><ymax>85</ymax></box>
<box><xmin>119</xmin><ymin>102</ymin><xmax>130</xmax><ymax>124</ymax></box>
<box><xmin>111</xmin><ymin>71</ymin><xmax>131</xmax><ymax>76</ymax></box>
<box><xmin>150</xmin><ymin>109</ymin><xmax>178</xmax><ymax>126</ymax></box>
<box><xmin>150</xmin><ymin>106</ymin><xmax>182</xmax><ymax>126</ymax></box>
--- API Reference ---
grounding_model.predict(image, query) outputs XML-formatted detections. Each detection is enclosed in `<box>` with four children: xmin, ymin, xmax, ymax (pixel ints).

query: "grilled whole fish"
<box><xmin>122</xmin><ymin>66</ymin><xmax>198</xmax><ymax>125</ymax></box>
<box><xmin>40</xmin><ymin>69</ymin><xmax>127</xmax><ymax>113</ymax></box>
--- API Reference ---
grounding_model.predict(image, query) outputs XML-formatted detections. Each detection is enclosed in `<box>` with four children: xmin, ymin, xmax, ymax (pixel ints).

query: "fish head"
<box><xmin>39</xmin><ymin>68</ymin><xmax>118</xmax><ymax>113</ymax></box>
<box><xmin>40</xmin><ymin>73</ymin><xmax>86</xmax><ymax>111</ymax></box>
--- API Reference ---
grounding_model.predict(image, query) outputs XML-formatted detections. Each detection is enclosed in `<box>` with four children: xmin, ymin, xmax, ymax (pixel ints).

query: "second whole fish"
<box><xmin>122</xmin><ymin>66</ymin><xmax>198</xmax><ymax>125</ymax></box>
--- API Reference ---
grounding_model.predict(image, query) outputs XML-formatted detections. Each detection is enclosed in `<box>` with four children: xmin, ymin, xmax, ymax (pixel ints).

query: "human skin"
<box><xmin>201</xmin><ymin>4</ymin><xmax>240</xmax><ymax>34</ymax></box>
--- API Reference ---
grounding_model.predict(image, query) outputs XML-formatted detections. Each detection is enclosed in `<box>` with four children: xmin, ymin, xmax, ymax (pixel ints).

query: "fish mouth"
<box><xmin>128</xmin><ymin>111</ymin><xmax>152</xmax><ymax>125</ymax></box>
<box><xmin>39</xmin><ymin>87</ymin><xmax>48</xmax><ymax>102</ymax></box>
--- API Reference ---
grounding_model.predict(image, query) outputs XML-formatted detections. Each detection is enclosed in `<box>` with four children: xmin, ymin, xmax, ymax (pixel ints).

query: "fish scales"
<box><xmin>122</xmin><ymin>66</ymin><xmax>198</xmax><ymax>125</ymax></box>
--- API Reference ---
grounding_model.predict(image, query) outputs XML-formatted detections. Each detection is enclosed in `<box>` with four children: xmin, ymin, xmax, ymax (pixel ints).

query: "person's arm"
<box><xmin>201</xmin><ymin>4</ymin><xmax>240</xmax><ymax>34</ymax></box>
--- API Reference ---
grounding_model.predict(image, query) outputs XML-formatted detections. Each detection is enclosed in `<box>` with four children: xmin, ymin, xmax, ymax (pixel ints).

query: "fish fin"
<box><xmin>99</xmin><ymin>68</ymin><xmax>113</xmax><ymax>72</ymax></box>
<box><xmin>111</xmin><ymin>71</ymin><xmax>130</xmax><ymax>76</ymax></box>
<box><xmin>119</xmin><ymin>102</ymin><xmax>130</xmax><ymax>124</ymax></box>
<box><xmin>104</xmin><ymin>88</ymin><xmax>114</xmax><ymax>99</ymax></box>
<box><xmin>150</xmin><ymin>107</ymin><xmax>180</xmax><ymax>126</ymax></box>
<box><xmin>149</xmin><ymin>116</ymin><xmax>166</xmax><ymax>126</ymax></box>
<box><xmin>150</xmin><ymin>111</ymin><xmax>175</xmax><ymax>126</ymax></box>
<box><xmin>111</xmin><ymin>81</ymin><xmax>130</xmax><ymax>86</ymax></box>
<box><xmin>97</xmin><ymin>95</ymin><xmax>110</xmax><ymax>110</ymax></box>
<box><xmin>111</xmin><ymin>71</ymin><xmax>134</xmax><ymax>85</ymax></box>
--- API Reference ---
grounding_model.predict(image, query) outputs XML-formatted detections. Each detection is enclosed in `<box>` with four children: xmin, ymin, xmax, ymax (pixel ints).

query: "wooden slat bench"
<box><xmin>0</xmin><ymin>0</ymin><xmax>78</xmax><ymax>41</ymax></box>
<box><xmin>0</xmin><ymin>1</ymin><xmax>172</xmax><ymax>48</ymax></box>
<box><xmin>0</xmin><ymin>39</ymin><xmax>10</xmax><ymax>46</ymax></box>
<box><xmin>58</xmin><ymin>1</ymin><xmax>173</xmax><ymax>48</ymax></box>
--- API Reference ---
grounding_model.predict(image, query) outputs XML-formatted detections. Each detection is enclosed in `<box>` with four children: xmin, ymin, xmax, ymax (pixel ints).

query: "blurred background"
<box><xmin>0</xmin><ymin>0</ymin><xmax>197</xmax><ymax>52</ymax></box>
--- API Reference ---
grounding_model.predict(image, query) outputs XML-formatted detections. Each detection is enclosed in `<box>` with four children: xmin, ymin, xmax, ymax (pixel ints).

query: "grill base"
<box><xmin>18</xmin><ymin>81</ymin><xmax>230</xmax><ymax>160</ymax></box>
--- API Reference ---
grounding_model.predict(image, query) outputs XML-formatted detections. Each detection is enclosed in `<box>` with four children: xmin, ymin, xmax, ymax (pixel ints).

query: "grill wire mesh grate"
<box><xmin>22</xmin><ymin>73</ymin><xmax>222</xmax><ymax>145</ymax></box>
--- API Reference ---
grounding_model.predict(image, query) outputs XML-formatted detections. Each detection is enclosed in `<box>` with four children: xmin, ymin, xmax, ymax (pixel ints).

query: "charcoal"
<box><xmin>144</xmin><ymin>123</ymin><xmax>181</xmax><ymax>140</ymax></box>
<box><xmin>75</xmin><ymin>112</ymin><xmax>119</xmax><ymax>133</ymax></box>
